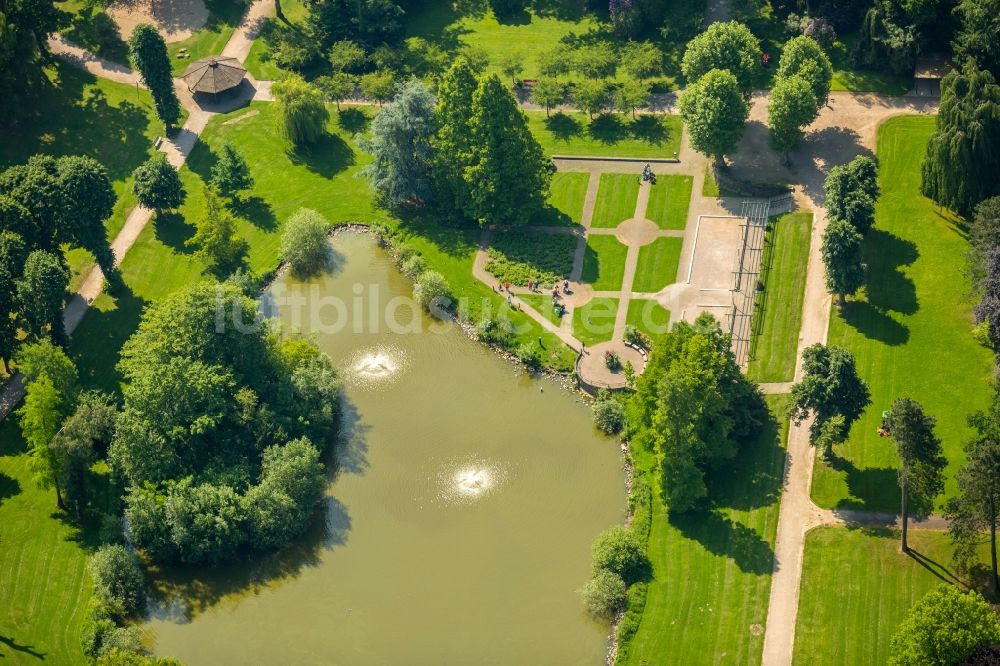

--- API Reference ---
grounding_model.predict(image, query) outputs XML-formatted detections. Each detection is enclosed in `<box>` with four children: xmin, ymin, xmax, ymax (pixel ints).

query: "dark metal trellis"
<box><xmin>728</xmin><ymin>199</ymin><xmax>771</xmax><ymax>366</ymax></box>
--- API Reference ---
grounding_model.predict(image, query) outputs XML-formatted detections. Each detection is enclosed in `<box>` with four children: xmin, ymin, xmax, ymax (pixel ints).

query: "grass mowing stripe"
<box><xmin>625</xmin><ymin>299</ymin><xmax>671</xmax><ymax>341</ymax></box>
<box><xmin>581</xmin><ymin>236</ymin><xmax>629</xmax><ymax>291</ymax></box>
<box><xmin>543</xmin><ymin>171</ymin><xmax>590</xmax><ymax>225</ymax></box>
<box><xmin>794</xmin><ymin>528</ymin><xmax>992</xmax><ymax>665</ymax></box>
<box><xmin>633</xmin><ymin>237</ymin><xmax>683</xmax><ymax>293</ymax></box>
<box><xmin>621</xmin><ymin>394</ymin><xmax>790</xmax><ymax>665</ymax></box>
<box><xmin>591</xmin><ymin>173</ymin><xmax>641</xmax><ymax>228</ymax></box>
<box><xmin>645</xmin><ymin>175</ymin><xmax>693</xmax><ymax>230</ymax></box>
<box><xmin>573</xmin><ymin>297</ymin><xmax>619</xmax><ymax>346</ymax></box>
<box><xmin>747</xmin><ymin>212</ymin><xmax>812</xmax><ymax>383</ymax></box>
<box><xmin>812</xmin><ymin>116</ymin><xmax>993</xmax><ymax>512</ymax></box>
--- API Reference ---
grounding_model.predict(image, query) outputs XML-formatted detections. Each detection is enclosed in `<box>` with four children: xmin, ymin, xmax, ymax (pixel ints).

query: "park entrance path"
<box><xmin>0</xmin><ymin>0</ymin><xmax>274</xmax><ymax>421</ymax></box>
<box><xmin>744</xmin><ymin>90</ymin><xmax>941</xmax><ymax>666</ymax></box>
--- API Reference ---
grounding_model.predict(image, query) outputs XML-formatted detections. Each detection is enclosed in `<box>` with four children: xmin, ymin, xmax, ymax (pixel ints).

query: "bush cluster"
<box><xmin>592</xmin><ymin>390</ymin><xmax>625</xmax><ymax>435</ymax></box>
<box><xmin>110</xmin><ymin>284</ymin><xmax>340</xmax><ymax>565</ymax></box>
<box><xmin>581</xmin><ymin>525</ymin><xmax>651</xmax><ymax>620</ymax></box>
<box><xmin>280</xmin><ymin>208</ymin><xmax>331</xmax><ymax>279</ymax></box>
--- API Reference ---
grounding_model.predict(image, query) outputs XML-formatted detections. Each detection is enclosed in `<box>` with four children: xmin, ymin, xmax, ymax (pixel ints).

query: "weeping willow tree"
<box><xmin>921</xmin><ymin>64</ymin><xmax>1000</xmax><ymax>218</ymax></box>
<box><xmin>853</xmin><ymin>3</ymin><xmax>917</xmax><ymax>76</ymax></box>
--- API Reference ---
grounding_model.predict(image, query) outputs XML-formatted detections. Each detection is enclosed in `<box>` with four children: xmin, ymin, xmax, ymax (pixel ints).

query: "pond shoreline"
<box><xmin>259</xmin><ymin>223</ymin><xmax>584</xmax><ymax>392</ymax></box>
<box><xmin>260</xmin><ymin>223</ymin><xmax>631</xmax><ymax>664</ymax></box>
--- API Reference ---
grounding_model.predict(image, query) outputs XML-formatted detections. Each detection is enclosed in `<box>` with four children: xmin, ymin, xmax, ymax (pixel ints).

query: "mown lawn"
<box><xmin>573</xmin><ymin>297</ymin><xmax>618</xmax><ymax>346</ymax></box>
<box><xmin>70</xmin><ymin>101</ymin><xmax>579</xmax><ymax>383</ymax></box>
<box><xmin>520</xmin><ymin>294</ymin><xmax>564</xmax><ymax>326</ymax></box>
<box><xmin>406</xmin><ymin>4</ymin><xmax>605</xmax><ymax>82</ymax></box>
<box><xmin>794</xmin><ymin>527</ymin><xmax>995</xmax><ymax>666</ymax></box>
<box><xmin>591</xmin><ymin>173</ymin><xmax>640</xmax><ymax>228</ymax></box>
<box><xmin>1</xmin><ymin>63</ymin><xmax>164</xmax><ymax>289</ymax></box>
<box><xmin>747</xmin><ymin>212</ymin><xmax>812</xmax><ymax>383</ymax></box>
<box><xmin>619</xmin><ymin>394</ymin><xmax>789</xmax><ymax>666</ymax></box>
<box><xmin>645</xmin><ymin>175</ymin><xmax>692</xmax><ymax>230</ymax></box>
<box><xmin>535</xmin><ymin>171</ymin><xmax>589</xmax><ymax>226</ymax></box>
<box><xmin>166</xmin><ymin>0</ymin><xmax>246</xmax><ymax>75</ymax></box>
<box><xmin>0</xmin><ymin>419</ymin><xmax>93</xmax><ymax>665</ymax></box>
<box><xmin>633</xmin><ymin>237</ymin><xmax>682</xmax><ymax>293</ymax></box>
<box><xmin>527</xmin><ymin>111</ymin><xmax>683</xmax><ymax>160</ymax></box>
<box><xmin>581</xmin><ymin>235</ymin><xmax>628</xmax><ymax>291</ymax></box>
<box><xmin>404</xmin><ymin>2</ymin><xmax>704</xmax><ymax>88</ymax></box>
<box><xmin>625</xmin><ymin>299</ymin><xmax>671</xmax><ymax>341</ymax></box>
<box><xmin>812</xmin><ymin>116</ymin><xmax>993</xmax><ymax>512</ymax></box>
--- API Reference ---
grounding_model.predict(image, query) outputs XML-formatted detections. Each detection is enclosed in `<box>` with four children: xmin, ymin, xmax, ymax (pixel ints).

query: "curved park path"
<box><xmin>0</xmin><ymin>16</ymin><xmax>949</xmax><ymax>665</ymax></box>
<box><xmin>0</xmin><ymin>0</ymin><xmax>275</xmax><ymax>420</ymax></box>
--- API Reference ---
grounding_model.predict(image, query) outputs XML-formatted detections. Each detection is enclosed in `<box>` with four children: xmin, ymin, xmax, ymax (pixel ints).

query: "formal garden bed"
<box><xmin>484</xmin><ymin>231</ymin><xmax>577</xmax><ymax>287</ymax></box>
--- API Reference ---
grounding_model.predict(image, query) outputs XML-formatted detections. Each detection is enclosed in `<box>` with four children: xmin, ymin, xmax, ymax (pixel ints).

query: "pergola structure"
<box><xmin>182</xmin><ymin>56</ymin><xmax>247</xmax><ymax>94</ymax></box>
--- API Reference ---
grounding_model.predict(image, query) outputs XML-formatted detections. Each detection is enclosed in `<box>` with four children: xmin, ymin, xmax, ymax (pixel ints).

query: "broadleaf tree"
<box><xmin>681</xmin><ymin>20</ymin><xmax>761</xmax><ymax>95</ymax></box>
<box><xmin>921</xmin><ymin>63</ymin><xmax>1000</xmax><ymax>218</ymax></box>
<box><xmin>821</xmin><ymin>219</ymin><xmax>865</xmax><ymax>306</ymax></box>
<box><xmin>678</xmin><ymin>68</ymin><xmax>749</xmax><ymax>166</ymax></box>
<box><xmin>789</xmin><ymin>343</ymin><xmax>871</xmax><ymax>453</ymax></box>
<box><xmin>948</xmin><ymin>385</ymin><xmax>1000</xmax><ymax>593</ymax></box>
<box><xmin>768</xmin><ymin>74</ymin><xmax>819</xmax><ymax>160</ymax></box>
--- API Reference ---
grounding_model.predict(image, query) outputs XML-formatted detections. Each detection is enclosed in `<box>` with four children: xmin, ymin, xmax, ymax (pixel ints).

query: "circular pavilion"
<box><xmin>182</xmin><ymin>56</ymin><xmax>247</xmax><ymax>94</ymax></box>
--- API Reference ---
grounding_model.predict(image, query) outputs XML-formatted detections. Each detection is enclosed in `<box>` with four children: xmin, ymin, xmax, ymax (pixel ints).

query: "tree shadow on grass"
<box><xmin>62</xmin><ymin>6</ymin><xmax>128</xmax><ymax>65</ymax></box>
<box><xmin>400</xmin><ymin>210</ymin><xmax>481</xmax><ymax>260</ymax></box>
<box><xmin>825</xmin><ymin>451</ymin><xmax>901</xmax><ymax>512</ymax></box>
<box><xmin>154</xmin><ymin>212</ymin><xmax>196</xmax><ymax>254</ymax></box>
<box><xmin>0</xmin><ymin>635</ymin><xmax>45</xmax><ymax>660</ymax></box>
<box><xmin>908</xmin><ymin>548</ymin><xmax>965</xmax><ymax>586</ymax></box>
<box><xmin>0</xmin><ymin>420</ymin><xmax>26</xmax><ymax>457</ymax></box>
<box><xmin>230</xmin><ymin>195</ymin><xmax>277</xmax><ymax>231</ymax></box>
<box><xmin>629</xmin><ymin>115</ymin><xmax>668</xmax><ymax>144</ymax></box>
<box><xmin>2</xmin><ymin>63</ymin><xmax>154</xmax><ymax>183</ymax></box>
<box><xmin>68</xmin><ymin>284</ymin><xmax>148</xmax><ymax>394</ymax></box>
<box><xmin>531</xmin><ymin>204</ymin><xmax>578</xmax><ymax>227</ymax></box>
<box><xmin>493</xmin><ymin>3</ymin><xmax>530</xmax><ymax>24</ymax></box>
<box><xmin>545</xmin><ymin>112</ymin><xmax>584</xmax><ymax>143</ymax></box>
<box><xmin>669</xmin><ymin>510</ymin><xmax>775</xmax><ymax>575</ymax></box>
<box><xmin>580</xmin><ymin>242</ymin><xmax>600</xmax><ymax>283</ymax></box>
<box><xmin>337</xmin><ymin>107</ymin><xmax>370</xmax><ymax>134</ymax></box>
<box><xmin>706</xmin><ymin>407</ymin><xmax>785</xmax><ymax>512</ymax></box>
<box><xmin>864</xmin><ymin>228</ymin><xmax>919</xmax><ymax>316</ymax></box>
<box><xmin>532</xmin><ymin>0</ymin><xmax>591</xmax><ymax>20</ymax></box>
<box><xmin>837</xmin><ymin>299</ymin><xmax>910</xmax><ymax>346</ymax></box>
<box><xmin>0</xmin><ymin>471</ymin><xmax>21</xmax><ymax>506</ymax></box>
<box><xmin>286</xmin><ymin>132</ymin><xmax>355</xmax><ymax>179</ymax></box>
<box><xmin>589</xmin><ymin>113</ymin><xmax>627</xmax><ymax>145</ymax></box>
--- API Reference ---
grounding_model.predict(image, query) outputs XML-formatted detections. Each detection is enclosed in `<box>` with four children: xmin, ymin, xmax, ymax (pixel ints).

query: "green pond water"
<box><xmin>143</xmin><ymin>233</ymin><xmax>626</xmax><ymax>664</ymax></box>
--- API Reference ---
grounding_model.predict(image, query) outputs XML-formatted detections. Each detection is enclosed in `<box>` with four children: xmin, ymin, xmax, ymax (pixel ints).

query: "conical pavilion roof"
<box><xmin>182</xmin><ymin>56</ymin><xmax>247</xmax><ymax>94</ymax></box>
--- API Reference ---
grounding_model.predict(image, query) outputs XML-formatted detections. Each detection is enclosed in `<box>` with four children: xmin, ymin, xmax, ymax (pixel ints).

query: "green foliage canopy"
<box><xmin>681</xmin><ymin>21</ymin><xmax>761</xmax><ymax>95</ymax></box>
<box><xmin>127</xmin><ymin>24</ymin><xmax>181</xmax><ymax>127</ymax></box>
<box><xmin>888</xmin><ymin>585</ymin><xmax>1000</xmax><ymax>666</ymax></box>
<box><xmin>678</xmin><ymin>68</ymin><xmax>749</xmax><ymax>165</ymax></box>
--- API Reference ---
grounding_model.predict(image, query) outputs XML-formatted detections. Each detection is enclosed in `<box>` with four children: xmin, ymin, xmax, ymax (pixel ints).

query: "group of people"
<box><xmin>641</xmin><ymin>163</ymin><xmax>657</xmax><ymax>185</ymax></box>
<box><xmin>499</xmin><ymin>279</ymin><xmax>572</xmax><ymax>316</ymax></box>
